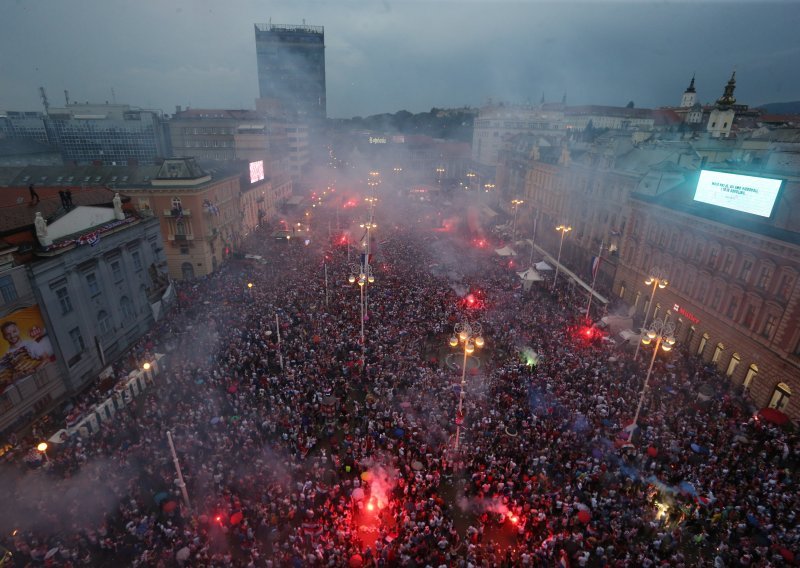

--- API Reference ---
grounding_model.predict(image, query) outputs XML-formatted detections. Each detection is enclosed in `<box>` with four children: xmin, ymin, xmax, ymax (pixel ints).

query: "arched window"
<box><xmin>98</xmin><ymin>310</ymin><xmax>112</xmax><ymax>334</ymax></box>
<box><xmin>181</xmin><ymin>262</ymin><xmax>195</xmax><ymax>281</ymax></box>
<box><xmin>176</xmin><ymin>220</ymin><xmax>186</xmax><ymax>236</ymax></box>
<box><xmin>768</xmin><ymin>383</ymin><xmax>791</xmax><ymax>412</ymax></box>
<box><xmin>726</xmin><ymin>353</ymin><xmax>741</xmax><ymax>377</ymax></box>
<box><xmin>712</xmin><ymin>342</ymin><xmax>725</xmax><ymax>364</ymax></box>
<box><xmin>743</xmin><ymin>364</ymin><xmax>758</xmax><ymax>390</ymax></box>
<box><xmin>697</xmin><ymin>333</ymin><xmax>709</xmax><ymax>357</ymax></box>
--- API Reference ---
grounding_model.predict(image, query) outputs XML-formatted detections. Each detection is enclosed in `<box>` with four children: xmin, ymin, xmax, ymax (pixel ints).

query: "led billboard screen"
<box><xmin>249</xmin><ymin>160</ymin><xmax>265</xmax><ymax>184</ymax></box>
<box><xmin>693</xmin><ymin>170</ymin><xmax>782</xmax><ymax>218</ymax></box>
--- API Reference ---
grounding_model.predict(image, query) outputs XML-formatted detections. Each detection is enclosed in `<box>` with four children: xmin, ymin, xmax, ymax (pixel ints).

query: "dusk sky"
<box><xmin>2</xmin><ymin>0</ymin><xmax>799</xmax><ymax>118</ymax></box>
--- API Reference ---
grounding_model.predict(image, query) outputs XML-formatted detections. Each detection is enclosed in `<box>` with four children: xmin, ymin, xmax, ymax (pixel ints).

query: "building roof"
<box><xmin>0</xmin><ymin>185</ymin><xmax>118</xmax><ymax>234</ymax></box>
<box><xmin>565</xmin><ymin>105</ymin><xmax>655</xmax><ymax>120</ymax></box>
<box><xmin>653</xmin><ymin>109</ymin><xmax>683</xmax><ymax>127</ymax></box>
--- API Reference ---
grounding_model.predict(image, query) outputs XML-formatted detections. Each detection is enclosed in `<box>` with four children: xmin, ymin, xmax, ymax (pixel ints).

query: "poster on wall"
<box><xmin>0</xmin><ymin>305</ymin><xmax>56</xmax><ymax>392</ymax></box>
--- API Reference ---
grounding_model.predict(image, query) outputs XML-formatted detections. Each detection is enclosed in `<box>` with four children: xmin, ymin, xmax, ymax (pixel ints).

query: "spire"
<box><xmin>716</xmin><ymin>70</ymin><xmax>737</xmax><ymax>107</ymax></box>
<box><xmin>562</xmin><ymin>91</ymin><xmax>567</xmax><ymax>104</ymax></box>
<box><xmin>540</xmin><ymin>92</ymin><xmax>545</xmax><ymax>104</ymax></box>
<box><xmin>685</xmin><ymin>73</ymin><xmax>696</xmax><ymax>93</ymax></box>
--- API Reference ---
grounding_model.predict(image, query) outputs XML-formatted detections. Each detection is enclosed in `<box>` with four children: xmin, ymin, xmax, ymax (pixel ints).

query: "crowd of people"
<box><xmin>1</xmin><ymin>198</ymin><xmax>798</xmax><ymax>567</ymax></box>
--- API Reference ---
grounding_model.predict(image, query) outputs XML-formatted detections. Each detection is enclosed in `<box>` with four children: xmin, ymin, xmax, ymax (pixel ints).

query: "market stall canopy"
<box><xmin>535</xmin><ymin>261</ymin><xmax>553</xmax><ymax>271</ymax></box>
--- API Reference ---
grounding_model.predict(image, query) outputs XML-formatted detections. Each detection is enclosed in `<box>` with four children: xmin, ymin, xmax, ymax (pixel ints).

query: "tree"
<box><xmin>626</xmin><ymin>101</ymin><xmax>635</xmax><ymax>108</ymax></box>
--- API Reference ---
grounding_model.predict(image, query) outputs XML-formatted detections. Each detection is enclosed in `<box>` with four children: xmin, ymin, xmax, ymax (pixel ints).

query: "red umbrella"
<box><xmin>758</xmin><ymin>408</ymin><xmax>789</xmax><ymax>426</ymax></box>
<box><xmin>577</xmin><ymin>510</ymin><xmax>591</xmax><ymax>524</ymax></box>
<box><xmin>647</xmin><ymin>446</ymin><xmax>658</xmax><ymax>457</ymax></box>
<box><xmin>349</xmin><ymin>554</ymin><xmax>363</xmax><ymax>567</ymax></box>
<box><xmin>162</xmin><ymin>500</ymin><xmax>178</xmax><ymax>513</ymax></box>
<box><xmin>230</xmin><ymin>511</ymin><xmax>243</xmax><ymax>525</ymax></box>
<box><xmin>778</xmin><ymin>547</ymin><xmax>794</xmax><ymax>562</ymax></box>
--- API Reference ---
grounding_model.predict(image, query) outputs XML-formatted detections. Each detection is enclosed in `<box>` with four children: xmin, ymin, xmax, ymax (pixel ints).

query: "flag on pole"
<box><xmin>591</xmin><ymin>256</ymin><xmax>601</xmax><ymax>280</ymax></box>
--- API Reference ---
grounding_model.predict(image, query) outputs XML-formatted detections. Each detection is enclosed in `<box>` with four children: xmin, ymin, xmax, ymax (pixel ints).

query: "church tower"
<box><xmin>707</xmin><ymin>71</ymin><xmax>737</xmax><ymax>138</ymax></box>
<box><xmin>680</xmin><ymin>74</ymin><xmax>697</xmax><ymax>108</ymax></box>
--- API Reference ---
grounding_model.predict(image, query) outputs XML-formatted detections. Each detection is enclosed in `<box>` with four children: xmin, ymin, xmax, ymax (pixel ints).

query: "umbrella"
<box><xmin>400</xmin><ymin>401</ymin><xmax>412</xmax><ymax>409</ymax></box>
<box><xmin>210</xmin><ymin>417</ymin><xmax>221</xmax><ymax>425</ymax></box>
<box><xmin>230</xmin><ymin>511</ymin><xmax>243</xmax><ymax>525</ymax></box>
<box><xmin>349</xmin><ymin>554</ymin><xmax>364</xmax><ymax>567</ymax></box>
<box><xmin>360</xmin><ymin>471</ymin><xmax>373</xmax><ymax>482</ymax></box>
<box><xmin>162</xmin><ymin>500</ymin><xmax>178</xmax><ymax>513</ymax></box>
<box><xmin>577</xmin><ymin>510</ymin><xmax>591</xmax><ymax>524</ymax></box>
<box><xmin>757</xmin><ymin>407</ymin><xmax>789</xmax><ymax>426</ymax></box>
<box><xmin>393</xmin><ymin>428</ymin><xmax>405</xmax><ymax>438</ymax></box>
<box><xmin>352</xmin><ymin>487</ymin><xmax>365</xmax><ymax>501</ymax></box>
<box><xmin>176</xmin><ymin>547</ymin><xmax>191</xmax><ymax>562</ymax></box>
<box><xmin>411</xmin><ymin>460</ymin><xmax>423</xmax><ymax>471</ymax></box>
<box><xmin>154</xmin><ymin>491</ymin><xmax>170</xmax><ymax>504</ymax></box>
<box><xmin>45</xmin><ymin>548</ymin><xmax>60</xmax><ymax>560</ymax></box>
<box><xmin>746</xmin><ymin>513</ymin><xmax>760</xmax><ymax>527</ymax></box>
<box><xmin>690</xmin><ymin>443</ymin><xmax>710</xmax><ymax>455</ymax></box>
<box><xmin>647</xmin><ymin>446</ymin><xmax>658</xmax><ymax>457</ymax></box>
<box><xmin>778</xmin><ymin>548</ymin><xmax>794</xmax><ymax>562</ymax></box>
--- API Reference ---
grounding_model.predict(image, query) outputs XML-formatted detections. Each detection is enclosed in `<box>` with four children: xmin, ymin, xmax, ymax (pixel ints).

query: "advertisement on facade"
<box><xmin>0</xmin><ymin>305</ymin><xmax>56</xmax><ymax>392</ymax></box>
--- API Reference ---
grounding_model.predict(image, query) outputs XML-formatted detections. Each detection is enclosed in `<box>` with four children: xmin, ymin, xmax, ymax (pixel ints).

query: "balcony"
<box><xmin>167</xmin><ymin>233</ymin><xmax>194</xmax><ymax>241</ymax></box>
<box><xmin>162</xmin><ymin>208</ymin><xmax>191</xmax><ymax>217</ymax></box>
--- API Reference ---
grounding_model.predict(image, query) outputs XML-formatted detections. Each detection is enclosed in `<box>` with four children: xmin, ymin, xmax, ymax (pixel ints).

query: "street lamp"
<box><xmin>511</xmin><ymin>199</ymin><xmax>525</xmax><ymax>242</ymax></box>
<box><xmin>466</xmin><ymin>171</ymin><xmax>477</xmax><ymax>190</ymax></box>
<box><xmin>483</xmin><ymin>182</ymin><xmax>495</xmax><ymax>193</ymax></box>
<box><xmin>552</xmin><ymin>224</ymin><xmax>572</xmax><ymax>291</ymax></box>
<box><xmin>631</xmin><ymin>318</ymin><xmax>676</xmax><ymax>430</ymax></box>
<box><xmin>349</xmin><ymin>262</ymin><xmax>375</xmax><ymax>347</ymax></box>
<box><xmin>449</xmin><ymin>320</ymin><xmax>484</xmax><ymax>451</ymax></box>
<box><xmin>634</xmin><ymin>268</ymin><xmax>669</xmax><ymax>361</ymax></box>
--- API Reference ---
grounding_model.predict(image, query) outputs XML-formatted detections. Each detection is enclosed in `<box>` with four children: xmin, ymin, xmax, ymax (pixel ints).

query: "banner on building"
<box><xmin>0</xmin><ymin>305</ymin><xmax>57</xmax><ymax>392</ymax></box>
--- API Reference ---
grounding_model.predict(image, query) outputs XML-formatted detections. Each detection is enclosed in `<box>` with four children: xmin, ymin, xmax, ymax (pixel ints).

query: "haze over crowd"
<box><xmin>2</xmin><ymin>0</ymin><xmax>800</xmax><ymax>118</ymax></box>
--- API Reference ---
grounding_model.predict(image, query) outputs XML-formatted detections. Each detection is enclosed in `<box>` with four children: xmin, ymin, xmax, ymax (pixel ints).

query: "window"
<box><xmin>111</xmin><ymin>261</ymin><xmax>122</xmax><ymax>282</ymax></box>
<box><xmin>0</xmin><ymin>275</ymin><xmax>17</xmax><ymax>303</ymax></box>
<box><xmin>708</xmin><ymin>248</ymin><xmax>719</xmax><ymax>268</ymax></box>
<box><xmin>98</xmin><ymin>310</ymin><xmax>112</xmax><ymax>334</ymax></box>
<box><xmin>696</xmin><ymin>281</ymin><xmax>707</xmax><ymax>303</ymax></box>
<box><xmin>757</xmin><ymin>267</ymin><xmax>772</xmax><ymax>290</ymax></box>
<box><xmin>686</xmin><ymin>326</ymin><xmax>695</xmax><ymax>346</ymax></box>
<box><xmin>121</xmin><ymin>296</ymin><xmax>135</xmax><ymax>319</ymax></box>
<box><xmin>69</xmin><ymin>327</ymin><xmax>85</xmax><ymax>352</ymax></box>
<box><xmin>739</xmin><ymin>260</ymin><xmax>752</xmax><ymax>282</ymax></box>
<box><xmin>768</xmin><ymin>383</ymin><xmax>791</xmax><ymax>412</ymax></box>
<box><xmin>711</xmin><ymin>288</ymin><xmax>722</xmax><ymax>311</ymax></box>
<box><xmin>132</xmin><ymin>251</ymin><xmax>142</xmax><ymax>271</ymax></box>
<box><xmin>726</xmin><ymin>297</ymin><xmax>738</xmax><ymax>319</ymax></box>
<box><xmin>176</xmin><ymin>220</ymin><xmax>186</xmax><ymax>236</ymax></box>
<box><xmin>86</xmin><ymin>273</ymin><xmax>100</xmax><ymax>296</ymax></box>
<box><xmin>726</xmin><ymin>353</ymin><xmax>740</xmax><ymax>377</ymax></box>
<box><xmin>697</xmin><ymin>333</ymin><xmax>709</xmax><ymax>356</ymax></box>
<box><xmin>180</xmin><ymin>245</ymin><xmax>189</xmax><ymax>255</ymax></box>
<box><xmin>722</xmin><ymin>252</ymin><xmax>734</xmax><ymax>274</ymax></box>
<box><xmin>693</xmin><ymin>244</ymin><xmax>703</xmax><ymax>261</ymax></box>
<box><xmin>778</xmin><ymin>273</ymin><xmax>795</xmax><ymax>299</ymax></box>
<box><xmin>712</xmin><ymin>342</ymin><xmax>725</xmax><ymax>364</ymax></box>
<box><xmin>743</xmin><ymin>305</ymin><xmax>756</xmax><ymax>329</ymax></box>
<box><xmin>56</xmin><ymin>287</ymin><xmax>73</xmax><ymax>314</ymax></box>
<box><xmin>743</xmin><ymin>364</ymin><xmax>758</xmax><ymax>390</ymax></box>
<box><xmin>761</xmin><ymin>314</ymin><xmax>777</xmax><ymax>339</ymax></box>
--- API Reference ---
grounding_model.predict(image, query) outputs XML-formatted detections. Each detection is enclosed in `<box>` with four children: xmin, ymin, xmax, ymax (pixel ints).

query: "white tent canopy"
<box><xmin>517</xmin><ymin>268</ymin><xmax>544</xmax><ymax>282</ymax></box>
<box><xmin>495</xmin><ymin>246</ymin><xmax>517</xmax><ymax>257</ymax></box>
<box><xmin>535</xmin><ymin>261</ymin><xmax>553</xmax><ymax>271</ymax></box>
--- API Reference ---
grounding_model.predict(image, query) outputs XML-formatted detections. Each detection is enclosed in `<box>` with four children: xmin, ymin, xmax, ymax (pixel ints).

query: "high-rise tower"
<box><xmin>254</xmin><ymin>22</ymin><xmax>326</xmax><ymax>122</ymax></box>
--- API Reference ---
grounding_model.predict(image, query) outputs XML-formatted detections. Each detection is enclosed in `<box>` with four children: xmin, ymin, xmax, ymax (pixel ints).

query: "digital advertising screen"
<box><xmin>693</xmin><ymin>170</ymin><xmax>782</xmax><ymax>218</ymax></box>
<box><xmin>249</xmin><ymin>160</ymin><xmax>265</xmax><ymax>184</ymax></box>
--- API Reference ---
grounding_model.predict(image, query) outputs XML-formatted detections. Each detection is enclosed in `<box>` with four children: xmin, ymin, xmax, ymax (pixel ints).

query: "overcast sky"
<box><xmin>2</xmin><ymin>0</ymin><xmax>799</xmax><ymax>118</ymax></box>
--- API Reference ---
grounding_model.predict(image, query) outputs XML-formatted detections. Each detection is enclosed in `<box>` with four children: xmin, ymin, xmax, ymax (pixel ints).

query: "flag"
<box><xmin>591</xmin><ymin>256</ymin><xmax>601</xmax><ymax>280</ymax></box>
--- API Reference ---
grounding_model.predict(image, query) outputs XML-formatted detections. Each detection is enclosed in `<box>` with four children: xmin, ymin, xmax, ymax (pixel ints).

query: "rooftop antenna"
<box><xmin>39</xmin><ymin>86</ymin><xmax>50</xmax><ymax>113</ymax></box>
<box><xmin>64</xmin><ymin>89</ymin><xmax>70</xmax><ymax>106</ymax></box>
<box><xmin>111</xmin><ymin>87</ymin><xmax>117</xmax><ymax>104</ymax></box>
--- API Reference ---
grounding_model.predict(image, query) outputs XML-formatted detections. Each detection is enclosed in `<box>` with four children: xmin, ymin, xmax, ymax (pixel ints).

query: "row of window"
<box><xmin>180</xmin><ymin>139</ymin><xmax>235</xmax><ymax>148</ymax></box>
<box><xmin>182</xmin><ymin>127</ymin><xmax>236</xmax><ymax>135</ymax></box>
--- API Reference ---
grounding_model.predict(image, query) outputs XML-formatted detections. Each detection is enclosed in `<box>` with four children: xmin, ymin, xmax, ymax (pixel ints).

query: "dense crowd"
<box><xmin>1</xmin><ymin>201</ymin><xmax>798</xmax><ymax>567</ymax></box>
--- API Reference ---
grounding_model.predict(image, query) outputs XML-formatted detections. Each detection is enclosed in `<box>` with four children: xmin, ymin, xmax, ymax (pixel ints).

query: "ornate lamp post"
<box><xmin>634</xmin><ymin>268</ymin><xmax>669</xmax><ymax>361</ymax></box>
<box><xmin>349</xmin><ymin>263</ymin><xmax>375</xmax><ymax>347</ymax></box>
<box><xmin>631</xmin><ymin>318</ymin><xmax>676</xmax><ymax>430</ymax></box>
<box><xmin>552</xmin><ymin>224</ymin><xmax>572</xmax><ymax>291</ymax></box>
<box><xmin>448</xmin><ymin>320</ymin><xmax>484</xmax><ymax>451</ymax></box>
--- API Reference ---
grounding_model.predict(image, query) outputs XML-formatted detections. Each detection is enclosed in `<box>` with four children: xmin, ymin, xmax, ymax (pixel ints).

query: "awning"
<box><xmin>535</xmin><ymin>261</ymin><xmax>553</xmax><ymax>271</ymax></box>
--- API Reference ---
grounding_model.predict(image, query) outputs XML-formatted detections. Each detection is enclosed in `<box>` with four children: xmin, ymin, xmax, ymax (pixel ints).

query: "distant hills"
<box><xmin>757</xmin><ymin>101</ymin><xmax>800</xmax><ymax>114</ymax></box>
